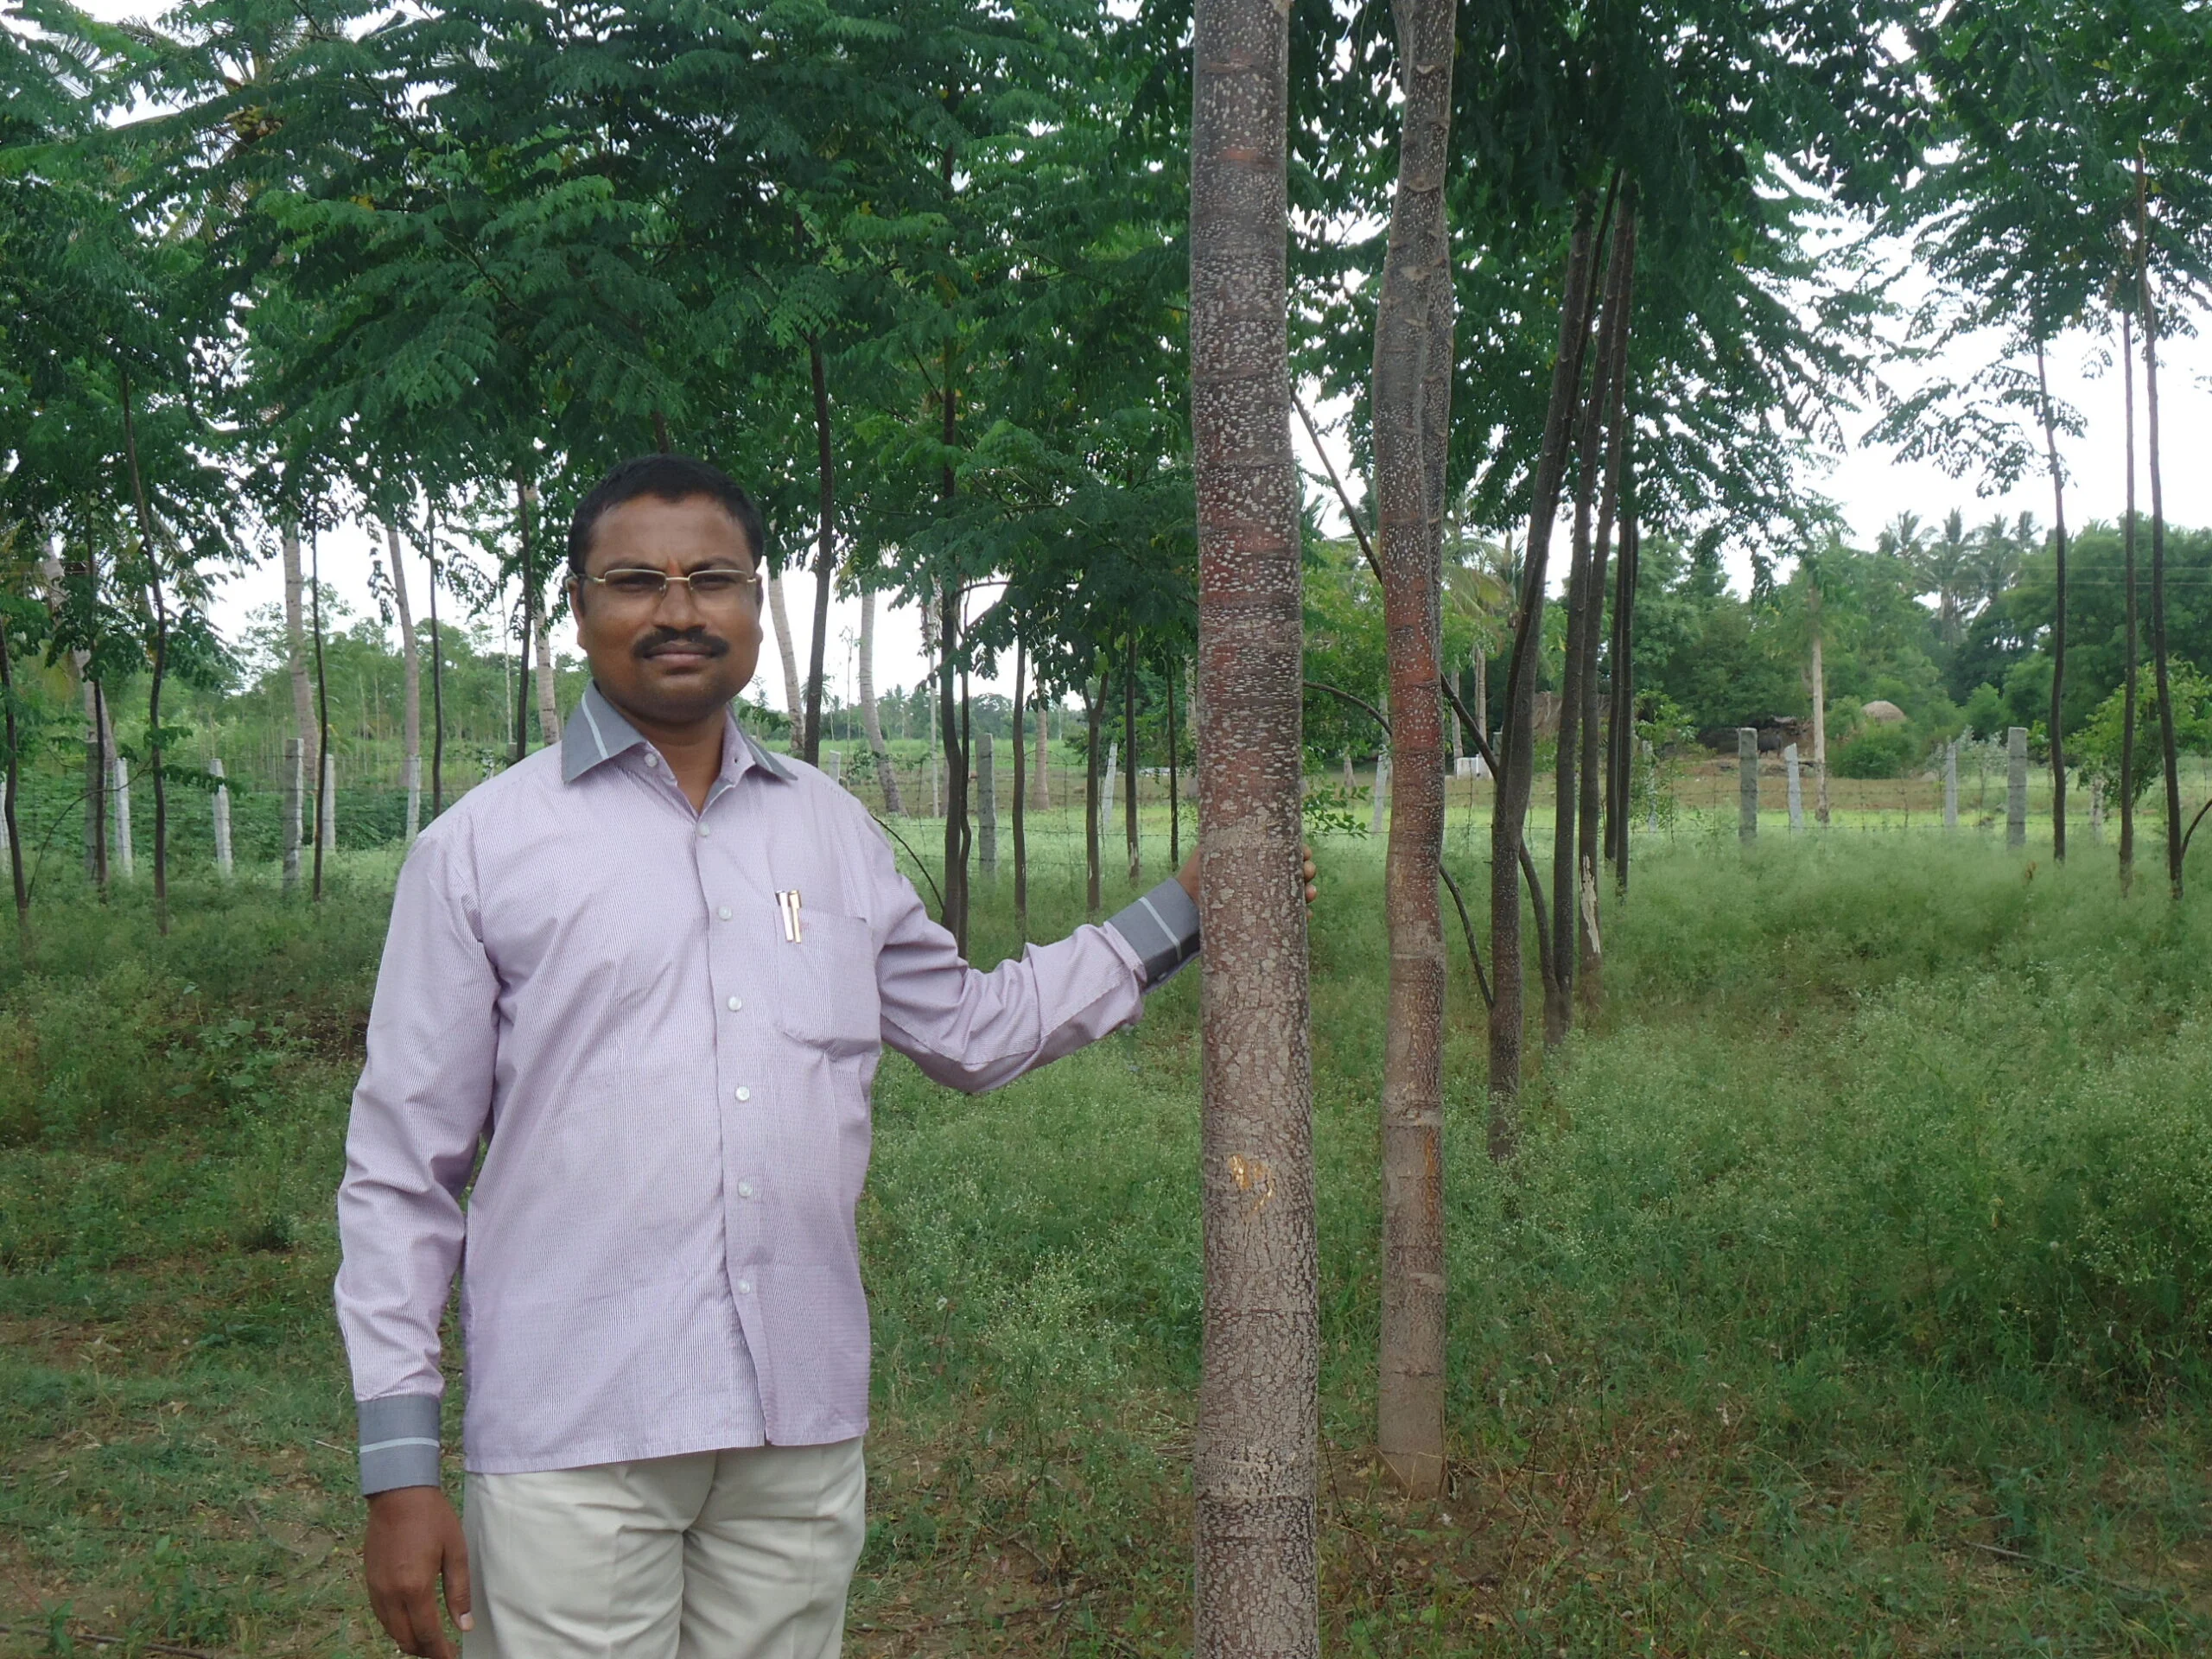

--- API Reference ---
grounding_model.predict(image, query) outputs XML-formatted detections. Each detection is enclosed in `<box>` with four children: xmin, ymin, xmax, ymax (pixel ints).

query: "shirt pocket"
<box><xmin>770</xmin><ymin>907</ymin><xmax>882</xmax><ymax>1058</ymax></box>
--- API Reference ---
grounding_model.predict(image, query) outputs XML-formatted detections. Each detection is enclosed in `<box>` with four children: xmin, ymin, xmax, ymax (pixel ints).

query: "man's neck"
<box><xmin>599</xmin><ymin>687</ymin><xmax>727</xmax><ymax>810</ymax></box>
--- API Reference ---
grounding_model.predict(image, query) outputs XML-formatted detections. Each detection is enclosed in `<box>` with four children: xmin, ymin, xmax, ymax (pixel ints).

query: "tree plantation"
<box><xmin>4</xmin><ymin>0</ymin><xmax>2212</xmax><ymax>1653</ymax></box>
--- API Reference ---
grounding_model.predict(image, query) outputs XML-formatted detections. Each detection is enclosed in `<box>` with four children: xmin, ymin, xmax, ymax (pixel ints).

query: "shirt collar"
<box><xmin>562</xmin><ymin>681</ymin><xmax>794</xmax><ymax>786</ymax></box>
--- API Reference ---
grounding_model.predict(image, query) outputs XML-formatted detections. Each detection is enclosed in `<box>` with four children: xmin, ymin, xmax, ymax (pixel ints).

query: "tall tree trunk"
<box><xmin>859</xmin><ymin>586</ymin><xmax>904</xmax><ymax>812</ymax></box>
<box><xmin>2120</xmin><ymin>310</ymin><xmax>2139</xmax><ymax>889</ymax></box>
<box><xmin>1012</xmin><ymin>637</ymin><xmax>1027</xmax><ymax>939</ymax></box>
<box><xmin>1032</xmin><ymin>683</ymin><xmax>1051</xmax><ymax>808</ymax></box>
<box><xmin>937</xmin><ymin>369</ymin><xmax>971</xmax><ymax>951</ymax></box>
<box><xmin>767</xmin><ymin>571</ymin><xmax>804</xmax><ymax>728</ymax></box>
<box><xmin>311</xmin><ymin>531</ymin><xmax>332</xmax><ymax>901</ymax></box>
<box><xmin>1606</xmin><ymin>506</ymin><xmax>1640</xmax><ymax>892</ymax></box>
<box><xmin>513</xmin><ymin>477</ymin><xmax>536</xmax><ymax>765</ymax></box>
<box><xmin>428</xmin><ymin>508</ymin><xmax>446</xmax><ymax>820</ymax></box>
<box><xmin>1809</xmin><ymin>601</ymin><xmax>1828</xmax><ymax>825</ymax></box>
<box><xmin>1368</xmin><ymin>0</ymin><xmax>1457</xmax><ymax>1498</ymax></box>
<box><xmin>1124</xmin><ymin>636</ymin><xmax>1141</xmax><ymax>884</ymax></box>
<box><xmin>1191</xmin><ymin>0</ymin><xmax>1319</xmax><ymax>1643</ymax></box>
<box><xmin>1579</xmin><ymin>213</ymin><xmax>1635</xmax><ymax>1009</ymax></box>
<box><xmin>534</xmin><ymin>616</ymin><xmax>559</xmax><ymax>746</ymax></box>
<box><xmin>1</xmin><ymin>604</ymin><xmax>28</xmax><ymax>943</ymax></box>
<box><xmin>1168</xmin><ymin>658</ymin><xmax>1183</xmax><ymax>868</ymax></box>
<box><xmin>804</xmin><ymin>340</ymin><xmax>836</xmax><ymax>765</ymax></box>
<box><xmin>2138</xmin><ymin>191</ymin><xmax>2181</xmax><ymax>899</ymax></box>
<box><xmin>87</xmin><ymin>677</ymin><xmax>110</xmax><ymax>895</ymax></box>
<box><xmin>386</xmin><ymin>524</ymin><xmax>423</xmax><ymax>842</ymax></box>
<box><xmin>1084</xmin><ymin>670</ymin><xmax>1104</xmax><ymax>913</ymax></box>
<box><xmin>1491</xmin><ymin>192</ymin><xmax>1604</xmax><ymax>1152</ymax></box>
<box><xmin>118</xmin><ymin>367</ymin><xmax>171</xmax><ymax>932</ymax></box>
<box><xmin>282</xmin><ymin>521</ymin><xmax>312</xmax><ymax>881</ymax></box>
<box><xmin>2036</xmin><ymin>341</ymin><xmax>2069</xmax><ymax>862</ymax></box>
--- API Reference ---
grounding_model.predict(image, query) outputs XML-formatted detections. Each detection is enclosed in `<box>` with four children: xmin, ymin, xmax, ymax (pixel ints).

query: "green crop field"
<box><xmin>3</xmin><ymin>819</ymin><xmax>2209</xmax><ymax>1656</ymax></box>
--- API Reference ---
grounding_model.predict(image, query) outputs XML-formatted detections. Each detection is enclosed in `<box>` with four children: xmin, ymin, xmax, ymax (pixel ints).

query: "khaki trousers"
<box><xmin>461</xmin><ymin>1440</ymin><xmax>866</xmax><ymax>1659</ymax></box>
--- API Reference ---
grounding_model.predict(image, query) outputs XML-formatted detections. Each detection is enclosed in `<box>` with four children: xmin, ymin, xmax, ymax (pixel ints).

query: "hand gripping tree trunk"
<box><xmin>858</xmin><ymin>586</ymin><xmax>904</xmax><ymax>812</ymax></box>
<box><xmin>385</xmin><ymin>524</ymin><xmax>423</xmax><ymax>843</ymax></box>
<box><xmin>2035</xmin><ymin>342</ymin><xmax>2069</xmax><ymax>862</ymax></box>
<box><xmin>1191</xmin><ymin>0</ymin><xmax>1319</xmax><ymax>1649</ymax></box>
<box><xmin>1369</xmin><ymin>0</ymin><xmax>1457</xmax><ymax>1501</ymax></box>
<box><xmin>1490</xmin><ymin>194</ymin><xmax>1603</xmax><ymax>1154</ymax></box>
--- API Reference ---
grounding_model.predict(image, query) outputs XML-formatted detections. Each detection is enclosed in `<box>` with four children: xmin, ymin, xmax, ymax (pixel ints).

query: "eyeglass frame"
<box><xmin>572</xmin><ymin>564</ymin><xmax>765</xmax><ymax>607</ymax></box>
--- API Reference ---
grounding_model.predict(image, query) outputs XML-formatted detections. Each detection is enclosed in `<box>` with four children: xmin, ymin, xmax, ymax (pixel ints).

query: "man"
<box><xmin>337</xmin><ymin>454</ymin><xmax>1314</xmax><ymax>1659</ymax></box>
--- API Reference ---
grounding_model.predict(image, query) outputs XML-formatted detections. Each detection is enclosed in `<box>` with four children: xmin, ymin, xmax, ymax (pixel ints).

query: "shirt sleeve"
<box><xmin>334</xmin><ymin>823</ymin><xmax>500</xmax><ymax>1494</ymax></box>
<box><xmin>861</xmin><ymin>820</ymin><xmax>1199</xmax><ymax>1096</ymax></box>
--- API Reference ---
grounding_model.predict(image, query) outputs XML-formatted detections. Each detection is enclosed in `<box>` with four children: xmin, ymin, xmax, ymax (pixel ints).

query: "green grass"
<box><xmin>3</xmin><ymin>817</ymin><xmax>2209</xmax><ymax>1655</ymax></box>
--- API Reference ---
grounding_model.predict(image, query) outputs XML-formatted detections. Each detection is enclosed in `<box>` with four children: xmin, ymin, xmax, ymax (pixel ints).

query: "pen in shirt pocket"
<box><xmin>776</xmin><ymin>888</ymin><xmax>804</xmax><ymax>943</ymax></box>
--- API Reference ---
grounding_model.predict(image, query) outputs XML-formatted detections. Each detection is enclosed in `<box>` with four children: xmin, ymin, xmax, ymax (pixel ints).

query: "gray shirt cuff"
<box><xmin>1105</xmin><ymin>877</ymin><xmax>1202</xmax><ymax>988</ymax></box>
<box><xmin>358</xmin><ymin>1394</ymin><xmax>442</xmax><ymax>1495</ymax></box>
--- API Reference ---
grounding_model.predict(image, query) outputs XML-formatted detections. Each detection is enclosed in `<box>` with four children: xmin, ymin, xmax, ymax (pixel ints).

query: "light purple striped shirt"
<box><xmin>335</xmin><ymin>683</ymin><xmax>1199</xmax><ymax>1491</ymax></box>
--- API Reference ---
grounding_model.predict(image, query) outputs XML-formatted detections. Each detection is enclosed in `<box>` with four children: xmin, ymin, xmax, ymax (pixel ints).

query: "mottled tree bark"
<box><xmin>1368</xmin><ymin>0</ymin><xmax>1457</xmax><ymax>1500</ymax></box>
<box><xmin>1191</xmin><ymin>0</ymin><xmax>1319</xmax><ymax>1648</ymax></box>
<box><xmin>1490</xmin><ymin>194</ymin><xmax>1602</xmax><ymax>1154</ymax></box>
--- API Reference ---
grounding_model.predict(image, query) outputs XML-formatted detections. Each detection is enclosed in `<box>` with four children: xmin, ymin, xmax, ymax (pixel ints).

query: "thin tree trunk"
<box><xmin>119</xmin><ymin>367</ymin><xmax>171</xmax><ymax>932</ymax></box>
<box><xmin>859</xmin><ymin>586</ymin><xmax>904</xmax><ymax>811</ymax></box>
<box><xmin>282</xmin><ymin>521</ymin><xmax>312</xmax><ymax>880</ymax></box>
<box><xmin>2036</xmin><ymin>341</ymin><xmax>2069</xmax><ymax>862</ymax></box>
<box><xmin>1012</xmin><ymin>637</ymin><xmax>1027</xmax><ymax>938</ymax></box>
<box><xmin>1032</xmin><ymin>684</ymin><xmax>1051</xmax><ymax>808</ymax></box>
<box><xmin>1124</xmin><ymin>635</ymin><xmax>1141</xmax><ymax>884</ymax></box>
<box><xmin>2120</xmin><ymin>310</ymin><xmax>2139</xmax><ymax>889</ymax></box>
<box><xmin>1368</xmin><ymin>0</ymin><xmax>1457</xmax><ymax>1498</ymax></box>
<box><xmin>0</xmin><ymin>604</ymin><xmax>28</xmax><ymax>943</ymax></box>
<box><xmin>428</xmin><ymin>507</ymin><xmax>445</xmax><ymax>820</ymax></box>
<box><xmin>1580</xmin><ymin>213</ymin><xmax>1635</xmax><ymax>1008</ymax></box>
<box><xmin>1191</xmin><ymin>0</ymin><xmax>1319</xmax><ymax>1639</ymax></box>
<box><xmin>2138</xmin><ymin>185</ymin><xmax>2181</xmax><ymax>898</ymax></box>
<box><xmin>804</xmin><ymin>340</ymin><xmax>836</xmax><ymax>765</ymax></box>
<box><xmin>937</xmin><ymin>372</ymin><xmax>970</xmax><ymax>951</ymax></box>
<box><xmin>1491</xmin><ymin>192</ymin><xmax>1604</xmax><ymax>1152</ymax></box>
<box><xmin>1607</xmin><ymin>507</ymin><xmax>1640</xmax><ymax>893</ymax></box>
<box><xmin>386</xmin><ymin>524</ymin><xmax>423</xmax><ymax>842</ymax></box>
<box><xmin>1168</xmin><ymin>658</ymin><xmax>1182</xmax><ymax>868</ymax></box>
<box><xmin>1084</xmin><ymin>670</ymin><xmax>1104</xmax><ymax>913</ymax></box>
<box><xmin>768</xmin><ymin>572</ymin><xmax>804</xmax><ymax>728</ymax></box>
<box><xmin>1809</xmin><ymin>608</ymin><xmax>1828</xmax><ymax>824</ymax></box>
<box><xmin>88</xmin><ymin>678</ymin><xmax>110</xmax><ymax>896</ymax></box>
<box><xmin>311</xmin><ymin>531</ymin><xmax>332</xmax><ymax>901</ymax></box>
<box><xmin>513</xmin><ymin>476</ymin><xmax>536</xmax><ymax>765</ymax></box>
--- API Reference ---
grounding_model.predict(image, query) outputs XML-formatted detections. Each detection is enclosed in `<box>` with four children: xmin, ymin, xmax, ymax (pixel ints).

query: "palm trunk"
<box><xmin>282</xmin><ymin>521</ymin><xmax>311</xmax><ymax>886</ymax></box>
<box><xmin>386</xmin><ymin>524</ymin><xmax>423</xmax><ymax>842</ymax></box>
<box><xmin>311</xmin><ymin>531</ymin><xmax>332</xmax><ymax>900</ymax></box>
<box><xmin>859</xmin><ymin>586</ymin><xmax>904</xmax><ymax>812</ymax></box>
<box><xmin>1012</xmin><ymin>637</ymin><xmax>1028</xmax><ymax>938</ymax></box>
<box><xmin>1368</xmin><ymin>0</ymin><xmax>1457</xmax><ymax>1497</ymax></box>
<box><xmin>119</xmin><ymin>368</ymin><xmax>171</xmax><ymax>932</ymax></box>
<box><xmin>2035</xmin><ymin>341</ymin><xmax>2069</xmax><ymax>862</ymax></box>
<box><xmin>804</xmin><ymin>339</ymin><xmax>836</xmax><ymax>765</ymax></box>
<box><xmin>1491</xmin><ymin>191</ymin><xmax>1604</xmax><ymax>1149</ymax></box>
<box><xmin>428</xmin><ymin>508</ymin><xmax>446</xmax><ymax>820</ymax></box>
<box><xmin>1</xmin><ymin>605</ymin><xmax>29</xmax><ymax>943</ymax></box>
<box><xmin>767</xmin><ymin>571</ymin><xmax>804</xmax><ymax>728</ymax></box>
<box><xmin>2120</xmin><ymin>310</ymin><xmax>2139</xmax><ymax>889</ymax></box>
<box><xmin>1124</xmin><ymin>636</ymin><xmax>1141</xmax><ymax>884</ymax></box>
<box><xmin>513</xmin><ymin>476</ymin><xmax>536</xmax><ymax>765</ymax></box>
<box><xmin>1192</xmin><ymin>0</ymin><xmax>1319</xmax><ymax>1639</ymax></box>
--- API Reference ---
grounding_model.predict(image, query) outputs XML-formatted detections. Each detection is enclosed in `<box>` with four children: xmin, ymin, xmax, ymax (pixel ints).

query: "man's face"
<box><xmin>570</xmin><ymin>493</ymin><xmax>764</xmax><ymax>731</ymax></box>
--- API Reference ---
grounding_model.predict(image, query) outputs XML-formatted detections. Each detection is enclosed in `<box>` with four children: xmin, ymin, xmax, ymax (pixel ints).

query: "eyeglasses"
<box><xmin>579</xmin><ymin>567</ymin><xmax>763</xmax><ymax>607</ymax></box>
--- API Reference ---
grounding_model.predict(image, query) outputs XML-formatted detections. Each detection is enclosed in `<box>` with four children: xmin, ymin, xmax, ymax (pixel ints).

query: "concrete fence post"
<box><xmin>1370</xmin><ymin>753</ymin><xmax>1391</xmax><ymax>835</ymax></box>
<box><xmin>1738</xmin><ymin>728</ymin><xmax>1759</xmax><ymax>843</ymax></box>
<box><xmin>1783</xmin><ymin>742</ymin><xmax>1804</xmax><ymax>832</ymax></box>
<box><xmin>113</xmin><ymin>754</ymin><xmax>135</xmax><ymax>877</ymax></box>
<box><xmin>976</xmin><ymin>734</ymin><xmax>996</xmax><ymax>874</ymax></box>
<box><xmin>210</xmin><ymin>758</ymin><xmax>233</xmax><ymax>876</ymax></box>
<box><xmin>281</xmin><ymin>737</ymin><xmax>302</xmax><ymax>893</ymax></box>
<box><xmin>1943</xmin><ymin>740</ymin><xmax>1959</xmax><ymax>831</ymax></box>
<box><xmin>2006</xmin><ymin>727</ymin><xmax>2028</xmax><ymax>849</ymax></box>
<box><xmin>2088</xmin><ymin>777</ymin><xmax>2105</xmax><ymax>842</ymax></box>
<box><xmin>823</xmin><ymin>747</ymin><xmax>842</xmax><ymax>785</ymax></box>
<box><xmin>318</xmin><ymin>749</ymin><xmax>337</xmax><ymax>856</ymax></box>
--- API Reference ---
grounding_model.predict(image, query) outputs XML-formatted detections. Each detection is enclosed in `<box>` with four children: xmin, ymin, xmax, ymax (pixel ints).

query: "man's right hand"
<box><xmin>365</xmin><ymin>1485</ymin><xmax>473</xmax><ymax>1657</ymax></box>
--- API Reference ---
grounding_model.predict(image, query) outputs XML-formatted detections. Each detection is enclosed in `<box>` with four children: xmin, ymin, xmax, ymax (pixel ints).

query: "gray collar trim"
<box><xmin>562</xmin><ymin>682</ymin><xmax>793</xmax><ymax>785</ymax></box>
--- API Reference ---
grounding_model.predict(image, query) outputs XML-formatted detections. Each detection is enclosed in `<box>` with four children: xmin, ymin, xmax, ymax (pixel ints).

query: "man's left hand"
<box><xmin>1175</xmin><ymin>842</ymin><xmax>1319</xmax><ymax>908</ymax></box>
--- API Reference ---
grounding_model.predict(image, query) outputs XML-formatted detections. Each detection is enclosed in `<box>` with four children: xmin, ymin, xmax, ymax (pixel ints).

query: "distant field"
<box><xmin>3</xmin><ymin>820</ymin><xmax>2209</xmax><ymax>1655</ymax></box>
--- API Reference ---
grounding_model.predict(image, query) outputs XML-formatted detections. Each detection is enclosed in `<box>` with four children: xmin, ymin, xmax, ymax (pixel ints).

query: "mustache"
<box><xmin>635</xmin><ymin>627</ymin><xmax>730</xmax><ymax>661</ymax></box>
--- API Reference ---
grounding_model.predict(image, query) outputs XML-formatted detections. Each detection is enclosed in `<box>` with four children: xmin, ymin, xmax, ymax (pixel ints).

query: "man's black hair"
<box><xmin>567</xmin><ymin>454</ymin><xmax>767</xmax><ymax>577</ymax></box>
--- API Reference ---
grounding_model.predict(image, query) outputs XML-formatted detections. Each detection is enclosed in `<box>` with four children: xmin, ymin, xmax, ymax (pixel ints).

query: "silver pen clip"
<box><xmin>777</xmin><ymin>889</ymin><xmax>804</xmax><ymax>944</ymax></box>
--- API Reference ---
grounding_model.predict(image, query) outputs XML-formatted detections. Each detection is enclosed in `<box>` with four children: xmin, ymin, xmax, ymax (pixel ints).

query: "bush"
<box><xmin>1832</xmin><ymin>723</ymin><xmax>1921</xmax><ymax>778</ymax></box>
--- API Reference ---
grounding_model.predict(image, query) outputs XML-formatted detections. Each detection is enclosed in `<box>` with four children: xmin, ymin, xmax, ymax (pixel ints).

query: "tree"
<box><xmin>1190</xmin><ymin>0</ymin><xmax>1317</xmax><ymax>1648</ymax></box>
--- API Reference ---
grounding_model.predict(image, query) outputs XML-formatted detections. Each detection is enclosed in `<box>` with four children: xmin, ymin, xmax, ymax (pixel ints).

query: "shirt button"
<box><xmin>734</xmin><ymin>1086</ymin><xmax>751</xmax><ymax>1103</ymax></box>
<box><xmin>737</xmin><ymin>1279</ymin><xmax>753</xmax><ymax>1295</ymax></box>
<box><xmin>696</xmin><ymin>822</ymin><xmax>711</xmax><ymax>838</ymax></box>
<box><xmin>727</xmin><ymin>995</ymin><xmax>743</xmax><ymax>1012</ymax></box>
<box><xmin>717</xmin><ymin>906</ymin><xmax>732</xmax><ymax>921</ymax></box>
<box><xmin>645</xmin><ymin>751</ymin><xmax>660</xmax><ymax>768</ymax></box>
<box><xmin>737</xmin><ymin>1181</ymin><xmax>754</xmax><ymax>1198</ymax></box>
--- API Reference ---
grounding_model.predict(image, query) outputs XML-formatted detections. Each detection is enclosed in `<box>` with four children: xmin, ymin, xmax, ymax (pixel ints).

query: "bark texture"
<box><xmin>1368</xmin><ymin>0</ymin><xmax>1457</xmax><ymax>1500</ymax></box>
<box><xmin>1191</xmin><ymin>0</ymin><xmax>1319</xmax><ymax>1647</ymax></box>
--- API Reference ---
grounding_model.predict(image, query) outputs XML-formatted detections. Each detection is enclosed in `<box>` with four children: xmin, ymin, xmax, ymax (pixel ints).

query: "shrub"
<box><xmin>1833</xmin><ymin>724</ymin><xmax>1920</xmax><ymax>778</ymax></box>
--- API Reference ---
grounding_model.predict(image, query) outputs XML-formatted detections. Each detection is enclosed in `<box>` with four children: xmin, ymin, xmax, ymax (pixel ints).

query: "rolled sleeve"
<box><xmin>334</xmin><ymin>824</ymin><xmax>499</xmax><ymax>1492</ymax></box>
<box><xmin>1105</xmin><ymin>877</ymin><xmax>1202</xmax><ymax>987</ymax></box>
